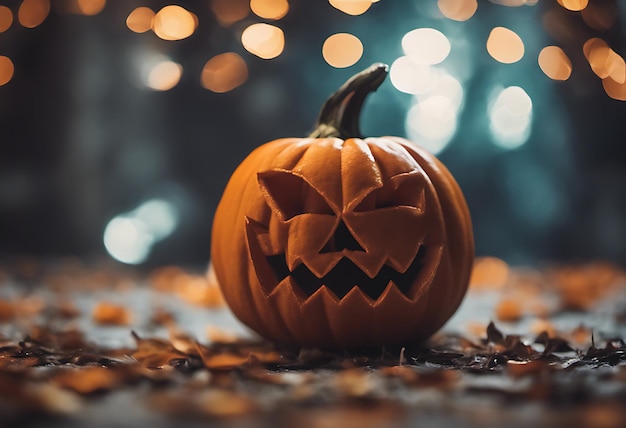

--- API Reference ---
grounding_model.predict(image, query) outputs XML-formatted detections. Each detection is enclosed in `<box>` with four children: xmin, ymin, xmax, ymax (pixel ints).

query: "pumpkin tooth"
<box><xmin>324</xmin><ymin>286</ymin><xmax>375</xmax><ymax>347</ymax></box>
<box><xmin>371</xmin><ymin>280</ymin><xmax>429</xmax><ymax>343</ymax></box>
<box><xmin>246</xmin><ymin>217</ymin><xmax>281</xmax><ymax>295</ymax></box>
<box><xmin>374</xmin><ymin>281</ymin><xmax>414</xmax><ymax>306</ymax></box>
<box><xmin>268</xmin><ymin>276</ymin><xmax>307</xmax><ymax>305</ymax></box>
<box><xmin>301</xmin><ymin>253</ymin><xmax>343</xmax><ymax>278</ymax></box>
<box><xmin>302</xmin><ymin>285</ymin><xmax>341</xmax><ymax>306</ymax></box>
<box><xmin>386</xmin><ymin>242</ymin><xmax>422</xmax><ymax>274</ymax></box>
<box><xmin>345</xmin><ymin>251</ymin><xmax>387</xmax><ymax>279</ymax></box>
<box><xmin>285</xmin><ymin>255</ymin><xmax>303</xmax><ymax>272</ymax></box>
<box><xmin>338</xmin><ymin>286</ymin><xmax>375</xmax><ymax>307</ymax></box>
<box><xmin>297</xmin><ymin>286</ymin><xmax>341</xmax><ymax>346</ymax></box>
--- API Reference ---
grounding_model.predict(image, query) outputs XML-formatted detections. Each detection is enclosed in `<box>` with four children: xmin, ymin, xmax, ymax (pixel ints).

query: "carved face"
<box><xmin>247</xmin><ymin>138</ymin><xmax>444</xmax><ymax>303</ymax></box>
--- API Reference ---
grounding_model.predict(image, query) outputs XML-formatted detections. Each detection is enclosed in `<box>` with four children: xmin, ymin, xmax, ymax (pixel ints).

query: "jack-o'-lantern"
<box><xmin>211</xmin><ymin>64</ymin><xmax>473</xmax><ymax>348</ymax></box>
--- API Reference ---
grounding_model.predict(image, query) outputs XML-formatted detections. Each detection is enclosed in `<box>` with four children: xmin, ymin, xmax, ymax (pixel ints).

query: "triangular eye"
<box><xmin>353</xmin><ymin>172</ymin><xmax>426</xmax><ymax>212</ymax></box>
<box><xmin>258</xmin><ymin>169</ymin><xmax>334</xmax><ymax>221</ymax></box>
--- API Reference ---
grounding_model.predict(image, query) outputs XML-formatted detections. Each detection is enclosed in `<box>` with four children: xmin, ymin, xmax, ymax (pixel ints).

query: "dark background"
<box><xmin>0</xmin><ymin>0</ymin><xmax>625</xmax><ymax>268</ymax></box>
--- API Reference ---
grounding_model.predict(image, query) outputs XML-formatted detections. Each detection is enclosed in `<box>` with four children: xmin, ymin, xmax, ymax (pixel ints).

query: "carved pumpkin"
<box><xmin>211</xmin><ymin>64</ymin><xmax>473</xmax><ymax>348</ymax></box>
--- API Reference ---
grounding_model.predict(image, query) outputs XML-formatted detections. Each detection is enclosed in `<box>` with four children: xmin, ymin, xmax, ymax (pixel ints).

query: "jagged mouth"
<box><xmin>246</xmin><ymin>217</ymin><xmax>440</xmax><ymax>302</ymax></box>
<box><xmin>265</xmin><ymin>247</ymin><xmax>427</xmax><ymax>300</ymax></box>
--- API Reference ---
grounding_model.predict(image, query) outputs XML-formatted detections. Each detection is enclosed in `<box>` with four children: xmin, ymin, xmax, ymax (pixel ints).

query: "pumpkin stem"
<box><xmin>309</xmin><ymin>63</ymin><xmax>389</xmax><ymax>139</ymax></box>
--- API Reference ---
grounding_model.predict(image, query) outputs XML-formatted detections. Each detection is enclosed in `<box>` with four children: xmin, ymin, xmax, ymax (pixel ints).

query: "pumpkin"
<box><xmin>211</xmin><ymin>63</ymin><xmax>474</xmax><ymax>348</ymax></box>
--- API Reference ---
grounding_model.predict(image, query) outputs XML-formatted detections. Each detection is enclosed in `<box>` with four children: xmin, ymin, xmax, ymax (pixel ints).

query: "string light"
<box><xmin>18</xmin><ymin>0</ymin><xmax>50</xmax><ymax>29</ymax></box>
<box><xmin>489</xmin><ymin>86</ymin><xmax>533</xmax><ymax>149</ymax></box>
<box><xmin>437</xmin><ymin>0</ymin><xmax>477</xmax><ymax>22</ymax></box>
<box><xmin>211</xmin><ymin>0</ymin><xmax>249</xmax><ymax>26</ymax></box>
<box><xmin>241</xmin><ymin>23</ymin><xmax>285</xmax><ymax>60</ymax></box>
<box><xmin>322</xmin><ymin>33</ymin><xmax>363</xmax><ymax>68</ymax></box>
<box><xmin>486</xmin><ymin>27</ymin><xmax>524</xmax><ymax>64</ymax></box>
<box><xmin>328</xmin><ymin>0</ymin><xmax>372</xmax><ymax>16</ymax></box>
<box><xmin>557</xmin><ymin>0</ymin><xmax>588</xmax><ymax>12</ymax></box>
<box><xmin>402</xmin><ymin>28</ymin><xmax>451</xmax><ymax>65</ymax></box>
<box><xmin>0</xmin><ymin>56</ymin><xmax>14</xmax><ymax>86</ymax></box>
<box><xmin>390</xmin><ymin>56</ymin><xmax>437</xmax><ymax>95</ymax></box>
<box><xmin>250</xmin><ymin>0</ymin><xmax>289</xmax><ymax>20</ymax></box>
<box><xmin>126</xmin><ymin>7</ymin><xmax>154</xmax><ymax>34</ymax></box>
<box><xmin>583</xmin><ymin>38</ymin><xmax>625</xmax><ymax>83</ymax></box>
<box><xmin>104</xmin><ymin>199</ymin><xmax>179</xmax><ymax>265</ymax></box>
<box><xmin>153</xmin><ymin>5</ymin><xmax>196</xmax><ymax>41</ymax></box>
<box><xmin>75</xmin><ymin>0</ymin><xmax>106</xmax><ymax>16</ymax></box>
<box><xmin>146</xmin><ymin>61</ymin><xmax>183</xmax><ymax>91</ymax></box>
<box><xmin>538</xmin><ymin>46</ymin><xmax>572</xmax><ymax>81</ymax></box>
<box><xmin>0</xmin><ymin>6</ymin><xmax>13</xmax><ymax>33</ymax></box>
<box><xmin>201</xmin><ymin>53</ymin><xmax>248</xmax><ymax>93</ymax></box>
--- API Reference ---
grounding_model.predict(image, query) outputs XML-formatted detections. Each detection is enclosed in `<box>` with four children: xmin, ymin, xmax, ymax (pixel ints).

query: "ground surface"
<box><xmin>1</xmin><ymin>257</ymin><xmax>625</xmax><ymax>427</ymax></box>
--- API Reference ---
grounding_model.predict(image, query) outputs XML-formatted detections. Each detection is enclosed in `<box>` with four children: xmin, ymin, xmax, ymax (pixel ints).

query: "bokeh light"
<box><xmin>581</xmin><ymin>1</ymin><xmax>617</xmax><ymax>31</ymax></box>
<box><xmin>557</xmin><ymin>0</ymin><xmax>588</xmax><ymax>12</ymax></box>
<box><xmin>322</xmin><ymin>33</ymin><xmax>363</xmax><ymax>68</ymax></box>
<box><xmin>146</xmin><ymin>61</ymin><xmax>183</xmax><ymax>91</ymax></box>
<box><xmin>437</xmin><ymin>0</ymin><xmax>477</xmax><ymax>22</ymax></box>
<box><xmin>489</xmin><ymin>0</ymin><xmax>538</xmax><ymax>5</ymax></box>
<box><xmin>126</xmin><ymin>7</ymin><xmax>154</xmax><ymax>34</ymax></box>
<box><xmin>0</xmin><ymin>56</ymin><xmax>15</xmax><ymax>86</ymax></box>
<box><xmin>75</xmin><ymin>0</ymin><xmax>106</xmax><ymax>16</ymax></box>
<box><xmin>328</xmin><ymin>0</ymin><xmax>372</xmax><ymax>16</ymax></box>
<box><xmin>489</xmin><ymin>86</ymin><xmax>533</xmax><ymax>149</ymax></box>
<box><xmin>153</xmin><ymin>5</ymin><xmax>196</xmax><ymax>41</ymax></box>
<box><xmin>201</xmin><ymin>52</ymin><xmax>249</xmax><ymax>93</ymax></box>
<box><xmin>402</xmin><ymin>28</ymin><xmax>451</xmax><ymax>65</ymax></box>
<box><xmin>211</xmin><ymin>0</ymin><xmax>249</xmax><ymax>26</ymax></box>
<box><xmin>406</xmin><ymin>96</ymin><xmax>458</xmax><ymax>154</ymax></box>
<box><xmin>538</xmin><ymin>46</ymin><xmax>572</xmax><ymax>81</ymax></box>
<box><xmin>103</xmin><ymin>199</ymin><xmax>179</xmax><ymax>265</ymax></box>
<box><xmin>486</xmin><ymin>27</ymin><xmax>524</xmax><ymax>64</ymax></box>
<box><xmin>390</xmin><ymin>56</ymin><xmax>437</xmax><ymax>95</ymax></box>
<box><xmin>405</xmin><ymin>71</ymin><xmax>464</xmax><ymax>154</ymax></box>
<box><xmin>0</xmin><ymin>6</ymin><xmax>13</xmax><ymax>33</ymax></box>
<box><xmin>103</xmin><ymin>218</ymin><xmax>153</xmax><ymax>265</ymax></box>
<box><xmin>250</xmin><ymin>0</ymin><xmax>289</xmax><ymax>20</ymax></box>
<box><xmin>470</xmin><ymin>257</ymin><xmax>511</xmax><ymax>289</ymax></box>
<box><xmin>18</xmin><ymin>0</ymin><xmax>50</xmax><ymax>28</ymax></box>
<box><xmin>602</xmin><ymin>77</ymin><xmax>626</xmax><ymax>101</ymax></box>
<box><xmin>55</xmin><ymin>0</ymin><xmax>106</xmax><ymax>15</ymax></box>
<box><xmin>241</xmin><ymin>23</ymin><xmax>285</xmax><ymax>60</ymax></box>
<box><xmin>583</xmin><ymin>38</ymin><xmax>625</xmax><ymax>83</ymax></box>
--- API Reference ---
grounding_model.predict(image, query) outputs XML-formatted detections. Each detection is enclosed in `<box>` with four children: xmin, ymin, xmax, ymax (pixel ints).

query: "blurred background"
<box><xmin>0</xmin><ymin>0</ymin><xmax>625</xmax><ymax>269</ymax></box>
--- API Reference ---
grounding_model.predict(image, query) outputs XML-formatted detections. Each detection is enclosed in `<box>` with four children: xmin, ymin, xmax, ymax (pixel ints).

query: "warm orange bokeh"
<box><xmin>0</xmin><ymin>56</ymin><xmax>14</xmax><ymax>86</ymax></box>
<box><xmin>329</xmin><ymin>0</ymin><xmax>372</xmax><ymax>16</ymax></box>
<box><xmin>241</xmin><ymin>23</ymin><xmax>285</xmax><ymax>60</ymax></box>
<box><xmin>322</xmin><ymin>33</ymin><xmax>363</xmax><ymax>68</ymax></box>
<box><xmin>469</xmin><ymin>257</ymin><xmax>510</xmax><ymax>290</ymax></box>
<box><xmin>250</xmin><ymin>0</ymin><xmax>289</xmax><ymax>20</ymax></box>
<box><xmin>153</xmin><ymin>5</ymin><xmax>196</xmax><ymax>41</ymax></box>
<box><xmin>126</xmin><ymin>7</ymin><xmax>154</xmax><ymax>33</ymax></box>
<box><xmin>0</xmin><ymin>6</ymin><xmax>13</xmax><ymax>33</ymax></box>
<box><xmin>18</xmin><ymin>0</ymin><xmax>50</xmax><ymax>28</ymax></box>
<box><xmin>538</xmin><ymin>46</ymin><xmax>572</xmax><ymax>81</ymax></box>
<box><xmin>201</xmin><ymin>52</ymin><xmax>248</xmax><ymax>93</ymax></box>
<box><xmin>557</xmin><ymin>0</ymin><xmax>588</xmax><ymax>12</ymax></box>
<box><xmin>437</xmin><ymin>0</ymin><xmax>477</xmax><ymax>22</ymax></box>
<box><xmin>486</xmin><ymin>27</ymin><xmax>524</xmax><ymax>64</ymax></box>
<box><xmin>584</xmin><ymin>38</ymin><xmax>625</xmax><ymax>83</ymax></box>
<box><xmin>211</xmin><ymin>0</ymin><xmax>249</xmax><ymax>26</ymax></box>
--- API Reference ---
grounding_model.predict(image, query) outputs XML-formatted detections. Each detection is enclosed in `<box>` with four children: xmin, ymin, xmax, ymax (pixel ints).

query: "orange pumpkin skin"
<box><xmin>211</xmin><ymin>65</ymin><xmax>474</xmax><ymax>348</ymax></box>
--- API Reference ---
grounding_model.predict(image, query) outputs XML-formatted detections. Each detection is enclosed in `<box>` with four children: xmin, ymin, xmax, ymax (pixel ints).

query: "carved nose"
<box><xmin>320</xmin><ymin>219</ymin><xmax>364</xmax><ymax>253</ymax></box>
